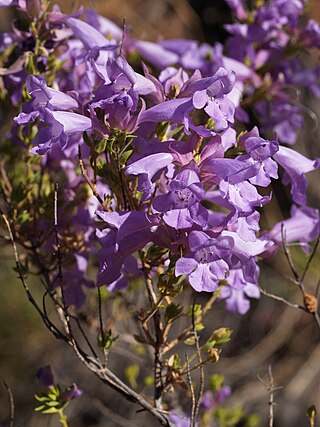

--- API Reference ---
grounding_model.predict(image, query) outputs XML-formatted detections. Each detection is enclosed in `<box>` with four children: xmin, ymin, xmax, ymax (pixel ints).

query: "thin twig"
<box><xmin>119</xmin><ymin>18</ymin><xmax>126</xmax><ymax>57</ymax></box>
<box><xmin>257</xmin><ymin>365</ymin><xmax>283</xmax><ymax>427</ymax></box>
<box><xmin>281</xmin><ymin>224</ymin><xmax>300</xmax><ymax>285</ymax></box>
<box><xmin>54</xmin><ymin>182</ymin><xmax>72</xmax><ymax>339</ymax></box>
<box><xmin>3</xmin><ymin>381</ymin><xmax>14</xmax><ymax>427</ymax></box>
<box><xmin>191</xmin><ymin>298</ymin><xmax>204</xmax><ymax>425</ymax></box>
<box><xmin>163</xmin><ymin>290</ymin><xmax>221</xmax><ymax>355</ymax></box>
<box><xmin>1</xmin><ymin>210</ymin><xmax>67</xmax><ymax>341</ymax></box>
<box><xmin>92</xmin><ymin>397</ymin><xmax>140</xmax><ymax>427</ymax></box>
<box><xmin>185</xmin><ymin>354</ymin><xmax>196</xmax><ymax>427</ymax></box>
<box><xmin>300</xmin><ymin>235</ymin><xmax>320</xmax><ymax>284</ymax></box>
<box><xmin>78</xmin><ymin>145</ymin><xmax>106</xmax><ymax>209</ymax></box>
<box><xmin>1</xmin><ymin>216</ymin><xmax>173</xmax><ymax>427</ymax></box>
<box><xmin>260</xmin><ymin>288</ymin><xmax>304</xmax><ymax>310</ymax></box>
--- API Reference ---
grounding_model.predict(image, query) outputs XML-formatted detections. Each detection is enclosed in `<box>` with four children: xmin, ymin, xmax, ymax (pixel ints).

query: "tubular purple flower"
<box><xmin>25</xmin><ymin>75</ymin><xmax>79</xmax><ymax>111</ymax></box>
<box><xmin>273</xmin><ymin>145</ymin><xmax>320</xmax><ymax>205</ymax></box>
<box><xmin>220</xmin><ymin>269</ymin><xmax>260</xmax><ymax>314</ymax></box>
<box><xmin>37</xmin><ymin>365</ymin><xmax>54</xmax><ymax>389</ymax></box>
<box><xmin>268</xmin><ymin>205</ymin><xmax>320</xmax><ymax>250</ymax></box>
<box><xmin>126</xmin><ymin>152</ymin><xmax>174</xmax><ymax>201</ymax></box>
<box><xmin>130</xmin><ymin>40</ymin><xmax>179</xmax><ymax>69</ymax></box>
<box><xmin>175</xmin><ymin>231</ymin><xmax>231</xmax><ymax>292</ymax></box>
<box><xmin>152</xmin><ymin>169</ymin><xmax>208</xmax><ymax>229</ymax></box>
<box><xmin>15</xmin><ymin>108</ymin><xmax>92</xmax><ymax>155</ymax></box>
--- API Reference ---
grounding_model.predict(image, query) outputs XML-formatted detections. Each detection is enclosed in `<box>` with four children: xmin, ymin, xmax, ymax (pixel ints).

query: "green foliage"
<box><xmin>34</xmin><ymin>385</ymin><xmax>67</xmax><ymax>414</ymax></box>
<box><xmin>188</xmin><ymin>304</ymin><xmax>202</xmax><ymax>318</ymax></box>
<box><xmin>97</xmin><ymin>329</ymin><xmax>119</xmax><ymax>352</ymax></box>
<box><xmin>214</xmin><ymin>406</ymin><xmax>244</xmax><ymax>426</ymax></box>
<box><xmin>209</xmin><ymin>374</ymin><xmax>225</xmax><ymax>392</ymax></box>
<box><xmin>125</xmin><ymin>364</ymin><xmax>140</xmax><ymax>389</ymax></box>
<box><xmin>165</xmin><ymin>302</ymin><xmax>184</xmax><ymax>321</ymax></box>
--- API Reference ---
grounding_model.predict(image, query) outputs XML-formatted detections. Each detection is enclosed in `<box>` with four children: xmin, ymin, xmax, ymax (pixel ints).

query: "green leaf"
<box><xmin>125</xmin><ymin>364</ymin><xmax>140</xmax><ymax>389</ymax></box>
<box><xmin>41</xmin><ymin>406</ymin><xmax>61</xmax><ymax>414</ymax></box>
<box><xmin>11</xmin><ymin>182</ymin><xmax>27</xmax><ymax>204</ymax></box>
<box><xmin>184</xmin><ymin>336</ymin><xmax>196</xmax><ymax>346</ymax></box>
<box><xmin>211</xmin><ymin>328</ymin><xmax>232</xmax><ymax>346</ymax></box>
<box><xmin>188</xmin><ymin>304</ymin><xmax>202</xmax><ymax>318</ymax></box>
<box><xmin>194</xmin><ymin>322</ymin><xmax>205</xmax><ymax>332</ymax></box>
<box><xmin>95</xmin><ymin>138</ymin><xmax>107</xmax><ymax>155</ymax></box>
<box><xmin>83</xmin><ymin>131</ymin><xmax>92</xmax><ymax>147</ymax></box>
<box><xmin>209</xmin><ymin>374</ymin><xmax>224</xmax><ymax>392</ymax></box>
<box><xmin>244</xmin><ymin>413</ymin><xmax>261</xmax><ymax>427</ymax></box>
<box><xmin>201</xmin><ymin>339</ymin><xmax>216</xmax><ymax>352</ymax></box>
<box><xmin>34</xmin><ymin>394</ymin><xmax>48</xmax><ymax>402</ymax></box>
<box><xmin>226</xmin><ymin>407</ymin><xmax>244</xmax><ymax>424</ymax></box>
<box><xmin>165</xmin><ymin>303</ymin><xmax>184</xmax><ymax>321</ymax></box>
<box><xmin>143</xmin><ymin>375</ymin><xmax>154</xmax><ymax>387</ymax></box>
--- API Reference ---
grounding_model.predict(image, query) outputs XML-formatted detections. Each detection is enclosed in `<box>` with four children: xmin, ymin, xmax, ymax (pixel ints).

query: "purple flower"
<box><xmin>126</xmin><ymin>152</ymin><xmax>174</xmax><ymax>201</ymax></box>
<box><xmin>219</xmin><ymin>180</ymin><xmax>271</xmax><ymax>213</ymax></box>
<box><xmin>15</xmin><ymin>108</ymin><xmax>92</xmax><ymax>154</ymax></box>
<box><xmin>96</xmin><ymin>211</ymin><xmax>158</xmax><ymax>287</ymax></box>
<box><xmin>61</xmin><ymin>383</ymin><xmax>83</xmax><ymax>401</ymax></box>
<box><xmin>24</xmin><ymin>75</ymin><xmax>79</xmax><ymax>112</ymax></box>
<box><xmin>152</xmin><ymin>169</ymin><xmax>208</xmax><ymax>229</ymax></box>
<box><xmin>232</xmin><ymin>130</ymin><xmax>279</xmax><ymax>187</ymax></box>
<box><xmin>220</xmin><ymin>269</ymin><xmax>260</xmax><ymax>314</ymax></box>
<box><xmin>141</xmin><ymin>67</ymin><xmax>235</xmax><ymax>135</ymax></box>
<box><xmin>130</xmin><ymin>40</ymin><xmax>179</xmax><ymax>69</ymax></box>
<box><xmin>175</xmin><ymin>231</ymin><xmax>230</xmax><ymax>292</ymax></box>
<box><xmin>267</xmin><ymin>205</ymin><xmax>320</xmax><ymax>253</ymax></box>
<box><xmin>53</xmin><ymin>256</ymin><xmax>94</xmax><ymax>309</ymax></box>
<box><xmin>200</xmin><ymin>386</ymin><xmax>232</xmax><ymax>410</ymax></box>
<box><xmin>170</xmin><ymin>414</ymin><xmax>195</xmax><ymax>427</ymax></box>
<box><xmin>299</xmin><ymin>19</ymin><xmax>320</xmax><ymax>48</ymax></box>
<box><xmin>37</xmin><ymin>365</ymin><xmax>54</xmax><ymax>389</ymax></box>
<box><xmin>225</xmin><ymin>0</ymin><xmax>247</xmax><ymax>19</ymax></box>
<box><xmin>273</xmin><ymin>146</ymin><xmax>320</xmax><ymax>205</ymax></box>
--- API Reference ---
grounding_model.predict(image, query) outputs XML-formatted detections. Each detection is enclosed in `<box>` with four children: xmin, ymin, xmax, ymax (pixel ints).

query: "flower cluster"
<box><xmin>0</xmin><ymin>0</ymin><xmax>319</xmax><ymax>318</ymax></box>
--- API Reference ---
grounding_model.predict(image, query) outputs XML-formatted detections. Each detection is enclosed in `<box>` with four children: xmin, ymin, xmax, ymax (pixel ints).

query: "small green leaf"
<box><xmin>95</xmin><ymin>138</ymin><xmax>107</xmax><ymax>154</ymax></box>
<box><xmin>125</xmin><ymin>364</ymin><xmax>140</xmax><ymax>389</ymax></box>
<box><xmin>194</xmin><ymin>322</ymin><xmax>205</xmax><ymax>332</ymax></box>
<box><xmin>143</xmin><ymin>375</ymin><xmax>154</xmax><ymax>387</ymax></box>
<box><xmin>184</xmin><ymin>336</ymin><xmax>196</xmax><ymax>346</ymax></box>
<box><xmin>16</xmin><ymin>210</ymin><xmax>32</xmax><ymax>224</ymax></box>
<box><xmin>188</xmin><ymin>304</ymin><xmax>202</xmax><ymax>318</ymax></box>
<box><xmin>245</xmin><ymin>413</ymin><xmax>261</xmax><ymax>427</ymax></box>
<box><xmin>211</xmin><ymin>328</ymin><xmax>232</xmax><ymax>346</ymax></box>
<box><xmin>165</xmin><ymin>303</ymin><xmax>184</xmax><ymax>321</ymax></box>
<box><xmin>41</xmin><ymin>406</ymin><xmax>61</xmax><ymax>414</ymax></box>
<box><xmin>209</xmin><ymin>374</ymin><xmax>224</xmax><ymax>392</ymax></box>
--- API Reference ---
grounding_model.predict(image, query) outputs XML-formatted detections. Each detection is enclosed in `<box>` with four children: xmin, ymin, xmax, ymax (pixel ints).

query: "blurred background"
<box><xmin>0</xmin><ymin>1</ymin><xmax>320</xmax><ymax>426</ymax></box>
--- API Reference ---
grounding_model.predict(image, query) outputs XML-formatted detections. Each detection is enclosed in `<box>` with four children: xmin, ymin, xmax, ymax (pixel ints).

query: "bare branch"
<box><xmin>260</xmin><ymin>288</ymin><xmax>304</xmax><ymax>310</ymax></box>
<box><xmin>185</xmin><ymin>354</ymin><xmax>196</xmax><ymax>427</ymax></box>
<box><xmin>3</xmin><ymin>381</ymin><xmax>14</xmax><ymax>427</ymax></box>
<box><xmin>257</xmin><ymin>366</ymin><xmax>283</xmax><ymax>427</ymax></box>
<box><xmin>191</xmin><ymin>298</ymin><xmax>204</xmax><ymax>425</ymax></box>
